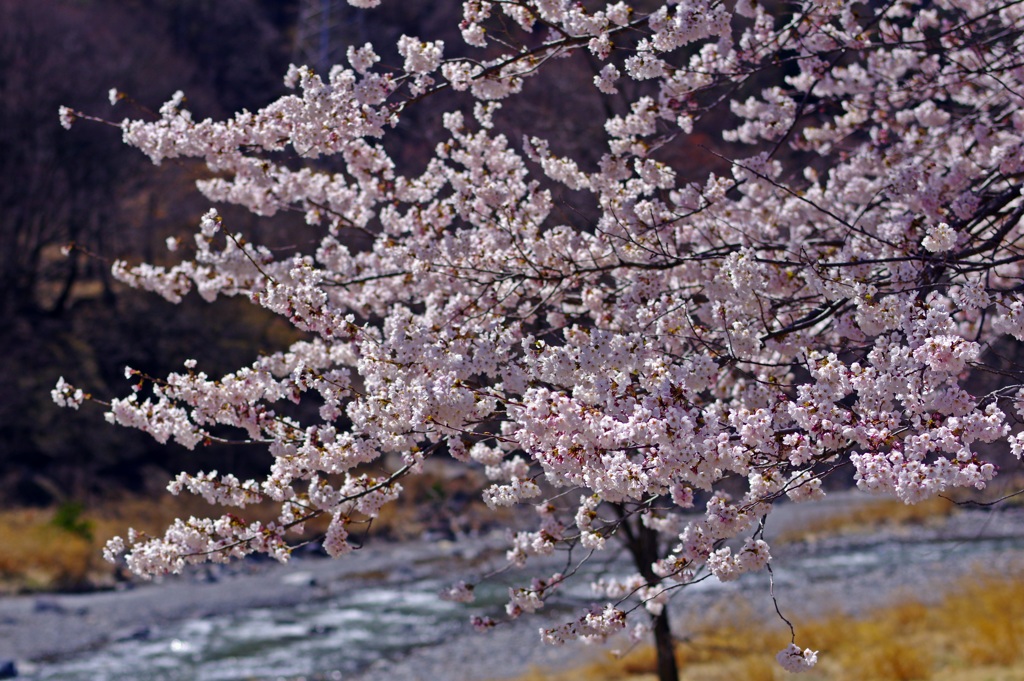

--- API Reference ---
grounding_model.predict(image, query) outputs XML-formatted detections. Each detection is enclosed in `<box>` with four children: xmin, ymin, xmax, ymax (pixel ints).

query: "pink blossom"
<box><xmin>54</xmin><ymin>0</ymin><xmax>1024</xmax><ymax>672</ymax></box>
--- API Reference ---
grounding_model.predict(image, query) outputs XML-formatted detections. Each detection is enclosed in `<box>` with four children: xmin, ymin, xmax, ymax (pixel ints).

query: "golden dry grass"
<box><xmin>776</xmin><ymin>496</ymin><xmax>958</xmax><ymax>544</ymax></box>
<box><xmin>0</xmin><ymin>508</ymin><xmax>97</xmax><ymax>592</ymax></box>
<box><xmin>0</xmin><ymin>464</ymin><xmax>493</xmax><ymax>592</ymax></box>
<box><xmin>506</xmin><ymin>569</ymin><xmax>1024</xmax><ymax>681</ymax></box>
<box><xmin>0</xmin><ymin>494</ymin><xmax>336</xmax><ymax>593</ymax></box>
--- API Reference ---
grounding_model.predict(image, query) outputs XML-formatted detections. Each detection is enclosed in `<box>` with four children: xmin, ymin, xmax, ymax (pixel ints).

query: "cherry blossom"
<box><xmin>55</xmin><ymin>0</ymin><xmax>1024</xmax><ymax>676</ymax></box>
<box><xmin>51</xmin><ymin>377</ymin><xmax>85</xmax><ymax>410</ymax></box>
<box><xmin>776</xmin><ymin>643</ymin><xmax>819</xmax><ymax>674</ymax></box>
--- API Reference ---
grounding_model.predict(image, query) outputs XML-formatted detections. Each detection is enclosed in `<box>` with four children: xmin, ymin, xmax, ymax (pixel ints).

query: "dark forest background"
<box><xmin>0</xmin><ymin>0</ymin><xmax>470</xmax><ymax>505</ymax></box>
<box><xmin>1</xmin><ymin>0</ymin><xmax>670</xmax><ymax>506</ymax></box>
<box><xmin>2</xmin><ymin>0</ymin><xmax>302</xmax><ymax>504</ymax></box>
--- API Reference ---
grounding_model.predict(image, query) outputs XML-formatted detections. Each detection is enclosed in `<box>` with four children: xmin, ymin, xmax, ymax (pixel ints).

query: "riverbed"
<box><xmin>3</xmin><ymin>497</ymin><xmax>1023</xmax><ymax>681</ymax></box>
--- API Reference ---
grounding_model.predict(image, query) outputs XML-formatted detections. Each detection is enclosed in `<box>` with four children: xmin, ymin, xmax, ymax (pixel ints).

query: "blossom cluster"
<box><xmin>56</xmin><ymin>0</ymin><xmax>1024</xmax><ymax>672</ymax></box>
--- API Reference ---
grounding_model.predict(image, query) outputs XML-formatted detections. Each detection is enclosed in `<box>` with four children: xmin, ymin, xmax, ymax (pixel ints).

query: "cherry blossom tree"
<box><xmin>55</xmin><ymin>0</ymin><xmax>1024</xmax><ymax>677</ymax></box>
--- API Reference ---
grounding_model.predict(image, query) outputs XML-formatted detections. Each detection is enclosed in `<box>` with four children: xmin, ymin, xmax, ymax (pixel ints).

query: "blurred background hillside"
<box><xmin>2</xmin><ymin>0</ymin><xmax>305</xmax><ymax>507</ymax></box>
<box><xmin>1</xmin><ymin>0</ymin><xmax>702</xmax><ymax>510</ymax></box>
<box><xmin>0</xmin><ymin>0</ymin><xmax>474</xmax><ymax>507</ymax></box>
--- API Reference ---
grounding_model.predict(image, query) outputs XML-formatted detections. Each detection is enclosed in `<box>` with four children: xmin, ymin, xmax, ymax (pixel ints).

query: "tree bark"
<box><xmin>652</xmin><ymin>606</ymin><xmax>678</xmax><ymax>681</ymax></box>
<box><xmin>616</xmin><ymin>504</ymin><xmax>680</xmax><ymax>681</ymax></box>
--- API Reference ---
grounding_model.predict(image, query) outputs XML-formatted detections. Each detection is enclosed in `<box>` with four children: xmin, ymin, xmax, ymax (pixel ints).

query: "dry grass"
<box><xmin>776</xmin><ymin>496</ymin><xmax>958</xmax><ymax>544</ymax></box>
<box><xmin>505</xmin><ymin>569</ymin><xmax>1024</xmax><ymax>681</ymax></box>
<box><xmin>778</xmin><ymin>473</ymin><xmax>1024</xmax><ymax>546</ymax></box>
<box><xmin>0</xmin><ymin>495</ymin><xmax>296</xmax><ymax>593</ymax></box>
<box><xmin>0</xmin><ymin>464</ymin><xmax>495</xmax><ymax>593</ymax></box>
<box><xmin>0</xmin><ymin>508</ymin><xmax>97</xmax><ymax>592</ymax></box>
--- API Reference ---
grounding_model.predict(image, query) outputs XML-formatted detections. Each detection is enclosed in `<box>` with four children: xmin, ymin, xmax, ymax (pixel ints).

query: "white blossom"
<box><xmin>594</xmin><ymin>64</ymin><xmax>621</xmax><ymax>94</ymax></box>
<box><xmin>776</xmin><ymin>644</ymin><xmax>818</xmax><ymax>673</ymax></box>
<box><xmin>58</xmin><ymin>106</ymin><xmax>75</xmax><ymax>130</ymax></box>
<box><xmin>397</xmin><ymin>35</ymin><xmax>445</xmax><ymax>75</ymax></box>
<box><xmin>922</xmin><ymin>222</ymin><xmax>957</xmax><ymax>253</ymax></box>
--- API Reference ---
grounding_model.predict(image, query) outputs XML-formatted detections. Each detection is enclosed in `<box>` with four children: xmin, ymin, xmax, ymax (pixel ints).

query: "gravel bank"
<box><xmin>348</xmin><ymin>505</ymin><xmax>1024</xmax><ymax>681</ymax></box>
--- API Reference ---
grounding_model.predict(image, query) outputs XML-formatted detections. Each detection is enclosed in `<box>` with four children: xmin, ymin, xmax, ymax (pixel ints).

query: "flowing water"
<box><xmin>32</xmin><ymin>579</ymin><xmax>469</xmax><ymax>680</ymax></box>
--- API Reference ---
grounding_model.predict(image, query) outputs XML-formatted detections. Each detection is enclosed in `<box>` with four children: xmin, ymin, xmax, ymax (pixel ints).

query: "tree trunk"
<box><xmin>652</xmin><ymin>606</ymin><xmax>679</xmax><ymax>681</ymax></box>
<box><xmin>616</xmin><ymin>504</ymin><xmax>680</xmax><ymax>681</ymax></box>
